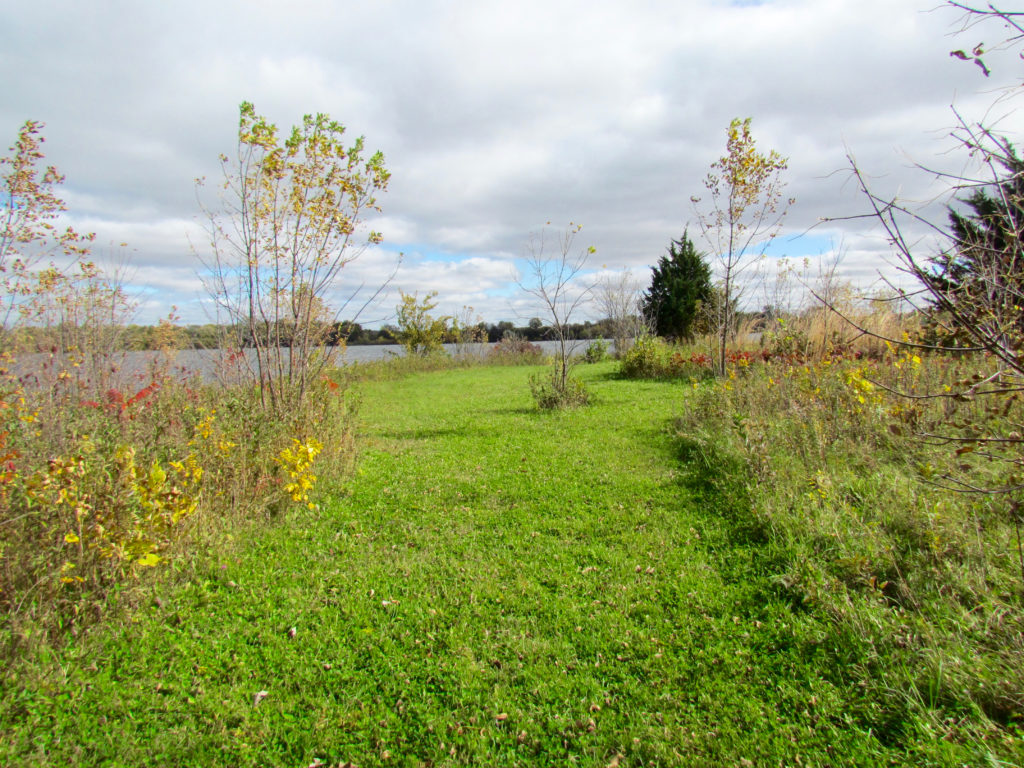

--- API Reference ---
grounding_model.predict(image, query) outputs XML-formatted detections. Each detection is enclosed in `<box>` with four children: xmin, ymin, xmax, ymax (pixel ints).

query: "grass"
<box><xmin>1</xmin><ymin>361</ymin><xmax>1020</xmax><ymax>766</ymax></box>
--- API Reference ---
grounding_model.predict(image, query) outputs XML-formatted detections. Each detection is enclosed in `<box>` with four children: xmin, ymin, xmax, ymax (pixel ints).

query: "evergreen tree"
<box><xmin>926</xmin><ymin>139</ymin><xmax>1024</xmax><ymax>343</ymax></box>
<box><xmin>642</xmin><ymin>230</ymin><xmax>713</xmax><ymax>341</ymax></box>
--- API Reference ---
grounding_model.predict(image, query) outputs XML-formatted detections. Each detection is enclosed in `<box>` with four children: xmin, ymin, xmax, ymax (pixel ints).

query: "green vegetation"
<box><xmin>1</xmin><ymin>360</ymin><xmax>1020</xmax><ymax>766</ymax></box>
<box><xmin>199</xmin><ymin>102</ymin><xmax>389</xmax><ymax>416</ymax></box>
<box><xmin>641</xmin><ymin>230</ymin><xmax>713</xmax><ymax>342</ymax></box>
<box><xmin>3</xmin><ymin>9</ymin><xmax>1024</xmax><ymax>764</ymax></box>
<box><xmin>394</xmin><ymin>291</ymin><xmax>450</xmax><ymax>357</ymax></box>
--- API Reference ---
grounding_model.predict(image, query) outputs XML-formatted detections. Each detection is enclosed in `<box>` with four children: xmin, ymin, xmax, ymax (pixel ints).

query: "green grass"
<box><xmin>0</xmin><ymin>362</ymin><xmax>1019</xmax><ymax>766</ymax></box>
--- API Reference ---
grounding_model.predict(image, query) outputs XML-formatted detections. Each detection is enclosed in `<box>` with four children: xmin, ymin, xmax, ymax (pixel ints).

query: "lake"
<box><xmin>10</xmin><ymin>339</ymin><xmax>609</xmax><ymax>386</ymax></box>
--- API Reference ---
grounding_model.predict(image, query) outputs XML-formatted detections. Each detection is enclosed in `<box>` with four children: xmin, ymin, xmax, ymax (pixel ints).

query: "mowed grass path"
<box><xmin>1</xmin><ymin>363</ymin><xmax>953</xmax><ymax>766</ymax></box>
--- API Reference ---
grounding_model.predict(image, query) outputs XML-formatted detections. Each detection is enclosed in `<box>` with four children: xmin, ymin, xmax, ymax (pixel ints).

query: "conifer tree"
<box><xmin>925</xmin><ymin>140</ymin><xmax>1024</xmax><ymax>343</ymax></box>
<box><xmin>642</xmin><ymin>230</ymin><xmax>712</xmax><ymax>341</ymax></box>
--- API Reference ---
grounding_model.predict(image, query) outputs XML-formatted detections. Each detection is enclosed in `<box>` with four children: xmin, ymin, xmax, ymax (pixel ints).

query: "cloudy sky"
<box><xmin>2</xmin><ymin>0</ymin><xmax>1021</xmax><ymax>326</ymax></box>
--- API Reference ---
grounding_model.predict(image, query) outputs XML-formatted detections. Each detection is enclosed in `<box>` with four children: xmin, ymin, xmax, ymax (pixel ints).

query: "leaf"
<box><xmin>135</xmin><ymin>552</ymin><xmax>162</xmax><ymax>568</ymax></box>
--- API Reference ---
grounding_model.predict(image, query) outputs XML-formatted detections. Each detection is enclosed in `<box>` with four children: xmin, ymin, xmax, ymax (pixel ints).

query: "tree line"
<box><xmin>2</xmin><ymin>317</ymin><xmax>622</xmax><ymax>352</ymax></box>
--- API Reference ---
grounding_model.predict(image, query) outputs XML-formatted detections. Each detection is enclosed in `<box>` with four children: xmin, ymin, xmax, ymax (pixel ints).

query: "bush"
<box><xmin>583</xmin><ymin>339</ymin><xmax>610</xmax><ymax>363</ymax></box>
<box><xmin>487</xmin><ymin>332</ymin><xmax>545</xmax><ymax>365</ymax></box>
<box><xmin>619</xmin><ymin>335</ymin><xmax>670</xmax><ymax>378</ymax></box>
<box><xmin>619</xmin><ymin>336</ymin><xmax>721</xmax><ymax>381</ymax></box>
<box><xmin>529</xmin><ymin>365</ymin><xmax>591</xmax><ymax>409</ymax></box>
<box><xmin>0</xmin><ymin>360</ymin><xmax>354</xmax><ymax>659</ymax></box>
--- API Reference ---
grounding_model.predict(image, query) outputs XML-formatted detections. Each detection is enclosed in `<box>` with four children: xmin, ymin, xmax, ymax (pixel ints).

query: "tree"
<box><xmin>641</xmin><ymin>230</ymin><xmax>712</xmax><ymax>342</ymax></box>
<box><xmin>595</xmin><ymin>269</ymin><xmax>645</xmax><ymax>357</ymax></box>
<box><xmin>691</xmin><ymin>117</ymin><xmax>792</xmax><ymax>376</ymax></box>
<box><xmin>518</xmin><ymin>222</ymin><xmax>595</xmax><ymax>408</ymax></box>
<box><xmin>449</xmin><ymin>305</ymin><xmax>487</xmax><ymax>357</ymax></box>
<box><xmin>946</xmin><ymin>1</ymin><xmax>1024</xmax><ymax>77</ymax></box>
<box><xmin>200</xmin><ymin>102</ymin><xmax>390</xmax><ymax>414</ymax></box>
<box><xmin>394</xmin><ymin>291</ymin><xmax>449</xmax><ymax>356</ymax></box>
<box><xmin>0</xmin><ymin>121</ymin><xmax>136</xmax><ymax>395</ymax></box>
<box><xmin>922</xmin><ymin>140</ymin><xmax>1024</xmax><ymax>347</ymax></box>
<box><xmin>1</xmin><ymin>121</ymin><xmax>95</xmax><ymax>337</ymax></box>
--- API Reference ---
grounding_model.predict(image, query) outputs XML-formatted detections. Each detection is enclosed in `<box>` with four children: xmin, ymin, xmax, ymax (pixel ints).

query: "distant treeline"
<box><xmin>5</xmin><ymin>318</ymin><xmax>623</xmax><ymax>352</ymax></box>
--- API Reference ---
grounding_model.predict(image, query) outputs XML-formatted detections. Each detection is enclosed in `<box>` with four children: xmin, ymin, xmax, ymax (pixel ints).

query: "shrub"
<box><xmin>619</xmin><ymin>335</ymin><xmax>670</xmax><ymax>378</ymax></box>
<box><xmin>487</xmin><ymin>332</ymin><xmax>545</xmax><ymax>365</ymax></box>
<box><xmin>529</xmin><ymin>364</ymin><xmax>591</xmax><ymax>409</ymax></box>
<box><xmin>583</xmin><ymin>339</ymin><xmax>610</xmax><ymax>363</ymax></box>
<box><xmin>0</xmin><ymin>364</ymin><xmax>353</xmax><ymax>659</ymax></box>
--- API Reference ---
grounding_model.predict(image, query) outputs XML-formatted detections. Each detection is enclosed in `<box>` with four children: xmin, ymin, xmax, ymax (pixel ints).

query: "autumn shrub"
<box><xmin>619</xmin><ymin>335</ymin><xmax>670</xmax><ymax>378</ymax></box>
<box><xmin>619</xmin><ymin>335</ymin><xmax>716</xmax><ymax>381</ymax></box>
<box><xmin>0</xmin><ymin>360</ymin><xmax>353</xmax><ymax>658</ymax></box>
<box><xmin>0</xmin><ymin>118</ymin><xmax>357</xmax><ymax>660</ymax></box>
<box><xmin>674</xmin><ymin>350</ymin><xmax>1024</xmax><ymax>732</ymax></box>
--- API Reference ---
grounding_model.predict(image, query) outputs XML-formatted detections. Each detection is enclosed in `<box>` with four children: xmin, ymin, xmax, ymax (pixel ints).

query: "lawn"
<box><xmin>0</xmin><ymin>362</ymin><xmax>1014</xmax><ymax>766</ymax></box>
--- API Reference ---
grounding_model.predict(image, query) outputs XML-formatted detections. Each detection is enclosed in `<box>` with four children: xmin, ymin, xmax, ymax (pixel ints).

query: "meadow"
<box><xmin>1</xmin><ymin>347</ymin><xmax>1021</xmax><ymax>766</ymax></box>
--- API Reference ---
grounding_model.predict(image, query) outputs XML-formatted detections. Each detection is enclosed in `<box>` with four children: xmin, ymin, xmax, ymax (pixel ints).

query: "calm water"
<box><xmin>12</xmin><ymin>340</ymin><xmax>606</xmax><ymax>385</ymax></box>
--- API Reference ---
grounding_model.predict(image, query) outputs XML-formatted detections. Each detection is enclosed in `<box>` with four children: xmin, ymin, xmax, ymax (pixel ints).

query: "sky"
<box><xmin>2</xmin><ymin>0</ymin><xmax>1022</xmax><ymax>327</ymax></box>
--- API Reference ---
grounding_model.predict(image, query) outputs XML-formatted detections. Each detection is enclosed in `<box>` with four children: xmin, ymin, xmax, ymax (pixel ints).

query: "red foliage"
<box><xmin>83</xmin><ymin>382</ymin><xmax>160</xmax><ymax>419</ymax></box>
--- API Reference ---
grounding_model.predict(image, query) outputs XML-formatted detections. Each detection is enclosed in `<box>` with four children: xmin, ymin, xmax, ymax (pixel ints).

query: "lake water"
<box><xmin>11</xmin><ymin>339</ymin><xmax>608</xmax><ymax>386</ymax></box>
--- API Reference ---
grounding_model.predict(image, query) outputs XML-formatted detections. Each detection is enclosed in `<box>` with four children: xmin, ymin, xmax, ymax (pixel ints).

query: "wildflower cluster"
<box><xmin>276</xmin><ymin>438</ymin><xmax>324</xmax><ymax>508</ymax></box>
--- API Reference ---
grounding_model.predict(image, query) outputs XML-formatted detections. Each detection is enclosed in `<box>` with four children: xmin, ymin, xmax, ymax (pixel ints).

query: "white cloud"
<box><xmin>2</xmin><ymin>0</ymin><xmax>1020</xmax><ymax>325</ymax></box>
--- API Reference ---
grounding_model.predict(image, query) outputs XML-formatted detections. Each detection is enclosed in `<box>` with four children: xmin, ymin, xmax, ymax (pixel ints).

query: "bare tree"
<box><xmin>946</xmin><ymin>1</ymin><xmax>1024</xmax><ymax>77</ymax></box>
<box><xmin>450</xmin><ymin>304</ymin><xmax>487</xmax><ymax>358</ymax></box>
<box><xmin>518</xmin><ymin>222</ymin><xmax>595</xmax><ymax>406</ymax></box>
<box><xmin>815</xmin><ymin>3</ymin><xmax>1024</xmax><ymax>580</ymax></box>
<box><xmin>596</xmin><ymin>269</ymin><xmax>645</xmax><ymax>357</ymax></box>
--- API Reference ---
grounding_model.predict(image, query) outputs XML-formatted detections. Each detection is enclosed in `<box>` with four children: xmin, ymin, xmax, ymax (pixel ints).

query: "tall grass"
<box><xmin>620</xmin><ymin>286</ymin><xmax>1023</xmax><ymax>741</ymax></box>
<box><xmin>670</xmin><ymin>344</ymin><xmax>1024</xmax><ymax>739</ymax></box>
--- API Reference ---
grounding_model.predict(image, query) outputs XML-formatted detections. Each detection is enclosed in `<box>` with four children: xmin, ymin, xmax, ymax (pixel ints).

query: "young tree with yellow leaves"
<box><xmin>691</xmin><ymin>118</ymin><xmax>793</xmax><ymax>376</ymax></box>
<box><xmin>0</xmin><ymin>121</ymin><xmax>95</xmax><ymax>338</ymax></box>
<box><xmin>200</xmin><ymin>102</ymin><xmax>391</xmax><ymax>414</ymax></box>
